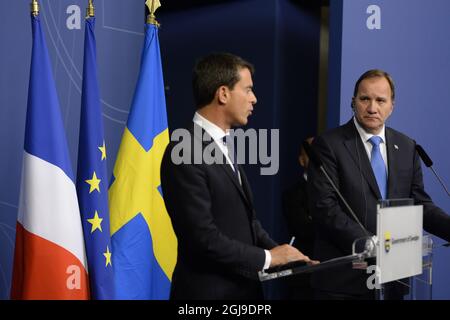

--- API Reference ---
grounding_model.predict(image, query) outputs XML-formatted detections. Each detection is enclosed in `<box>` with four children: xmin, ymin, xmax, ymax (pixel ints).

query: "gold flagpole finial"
<box><xmin>146</xmin><ymin>0</ymin><xmax>161</xmax><ymax>27</ymax></box>
<box><xmin>31</xmin><ymin>0</ymin><xmax>39</xmax><ymax>16</ymax></box>
<box><xmin>86</xmin><ymin>0</ymin><xmax>95</xmax><ymax>18</ymax></box>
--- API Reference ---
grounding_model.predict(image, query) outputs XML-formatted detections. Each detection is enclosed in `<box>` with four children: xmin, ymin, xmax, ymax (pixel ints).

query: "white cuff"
<box><xmin>263</xmin><ymin>249</ymin><xmax>271</xmax><ymax>270</ymax></box>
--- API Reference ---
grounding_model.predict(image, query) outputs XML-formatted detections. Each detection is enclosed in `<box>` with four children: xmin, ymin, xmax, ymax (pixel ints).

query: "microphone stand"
<box><xmin>303</xmin><ymin>141</ymin><xmax>370</xmax><ymax>237</ymax></box>
<box><xmin>429</xmin><ymin>166</ymin><xmax>450</xmax><ymax>197</ymax></box>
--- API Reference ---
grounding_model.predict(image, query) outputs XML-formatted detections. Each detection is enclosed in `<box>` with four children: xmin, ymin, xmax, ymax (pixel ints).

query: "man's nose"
<box><xmin>251</xmin><ymin>93</ymin><xmax>257</xmax><ymax>105</ymax></box>
<box><xmin>367</xmin><ymin>100</ymin><xmax>376</xmax><ymax>113</ymax></box>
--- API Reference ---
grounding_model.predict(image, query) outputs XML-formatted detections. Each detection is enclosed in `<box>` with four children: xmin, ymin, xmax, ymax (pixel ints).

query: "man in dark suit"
<box><xmin>308</xmin><ymin>69</ymin><xmax>450</xmax><ymax>300</ymax></box>
<box><xmin>161</xmin><ymin>52</ymin><xmax>313</xmax><ymax>300</ymax></box>
<box><xmin>282</xmin><ymin>137</ymin><xmax>315</xmax><ymax>299</ymax></box>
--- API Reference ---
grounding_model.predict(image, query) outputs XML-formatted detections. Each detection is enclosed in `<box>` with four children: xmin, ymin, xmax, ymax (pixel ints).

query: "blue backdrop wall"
<box><xmin>329</xmin><ymin>0</ymin><xmax>450</xmax><ymax>299</ymax></box>
<box><xmin>0</xmin><ymin>0</ymin><xmax>320</xmax><ymax>299</ymax></box>
<box><xmin>2</xmin><ymin>0</ymin><xmax>448</xmax><ymax>300</ymax></box>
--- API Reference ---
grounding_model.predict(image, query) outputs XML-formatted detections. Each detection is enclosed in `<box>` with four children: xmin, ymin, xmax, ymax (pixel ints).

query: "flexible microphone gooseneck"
<box><xmin>303</xmin><ymin>141</ymin><xmax>370</xmax><ymax>236</ymax></box>
<box><xmin>416</xmin><ymin>144</ymin><xmax>450</xmax><ymax>197</ymax></box>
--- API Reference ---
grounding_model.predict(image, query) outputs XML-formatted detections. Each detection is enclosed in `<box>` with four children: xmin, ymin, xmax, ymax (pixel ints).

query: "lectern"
<box><xmin>259</xmin><ymin>198</ymin><xmax>434</xmax><ymax>300</ymax></box>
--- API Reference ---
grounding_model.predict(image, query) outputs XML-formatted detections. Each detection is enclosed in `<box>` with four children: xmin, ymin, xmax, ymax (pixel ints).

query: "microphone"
<box><xmin>415</xmin><ymin>145</ymin><xmax>433</xmax><ymax>167</ymax></box>
<box><xmin>415</xmin><ymin>144</ymin><xmax>450</xmax><ymax>197</ymax></box>
<box><xmin>303</xmin><ymin>141</ymin><xmax>370</xmax><ymax>236</ymax></box>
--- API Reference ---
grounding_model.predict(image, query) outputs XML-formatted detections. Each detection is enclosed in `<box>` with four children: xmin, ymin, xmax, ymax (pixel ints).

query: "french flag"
<box><xmin>10</xmin><ymin>14</ymin><xmax>89</xmax><ymax>300</ymax></box>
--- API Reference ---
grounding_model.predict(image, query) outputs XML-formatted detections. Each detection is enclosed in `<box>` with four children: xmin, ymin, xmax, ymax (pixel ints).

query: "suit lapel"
<box><xmin>218</xmin><ymin>163</ymin><xmax>251</xmax><ymax>203</ymax></box>
<box><xmin>342</xmin><ymin>120</ymin><xmax>382</xmax><ymax>199</ymax></box>
<box><xmin>191</xmin><ymin>124</ymin><xmax>252</xmax><ymax>209</ymax></box>
<box><xmin>216</xmin><ymin>151</ymin><xmax>253</xmax><ymax>211</ymax></box>
<box><xmin>238</xmin><ymin>165</ymin><xmax>254</xmax><ymax>208</ymax></box>
<box><xmin>385</xmin><ymin>128</ymin><xmax>399</xmax><ymax>198</ymax></box>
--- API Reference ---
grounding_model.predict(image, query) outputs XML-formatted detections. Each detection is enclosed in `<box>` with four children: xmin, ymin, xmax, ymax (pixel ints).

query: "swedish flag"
<box><xmin>108</xmin><ymin>23</ymin><xmax>177</xmax><ymax>299</ymax></box>
<box><xmin>76</xmin><ymin>16</ymin><xmax>114</xmax><ymax>299</ymax></box>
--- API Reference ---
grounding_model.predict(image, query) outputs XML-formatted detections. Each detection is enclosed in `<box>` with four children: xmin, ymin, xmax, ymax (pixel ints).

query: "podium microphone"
<box><xmin>415</xmin><ymin>144</ymin><xmax>450</xmax><ymax>197</ymax></box>
<box><xmin>303</xmin><ymin>141</ymin><xmax>370</xmax><ymax>236</ymax></box>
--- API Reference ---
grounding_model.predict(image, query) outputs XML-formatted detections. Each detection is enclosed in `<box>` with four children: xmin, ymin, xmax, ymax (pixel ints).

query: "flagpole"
<box><xmin>87</xmin><ymin>0</ymin><xmax>95</xmax><ymax>18</ymax></box>
<box><xmin>146</xmin><ymin>0</ymin><xmax>161</xmax><ymax>27</ymax></box>
<box><xmin>13</xmin><ymin>0</ymin><xmax>90</xmax><ymax>300</ymax></box>
<box><xmin>109</xmin><ymin>0</ymin><xmax>176</xmax><ymax>300</ymax></box>
<box><xmin>31</xmin><ymin>0</ymin><xmax>39</xmax><ymax>16</ymax></box>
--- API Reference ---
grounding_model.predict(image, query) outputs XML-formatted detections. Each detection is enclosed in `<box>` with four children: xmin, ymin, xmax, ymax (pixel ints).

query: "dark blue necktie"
<box><xmin>368</xmin><ymin>136</ymin><xmax>387</xmax><ymax>199</ymax></box>
<box><xmin>222</xmin><ymin>136</ymin><xmax>240</xmax><ymax>178</ymax></box>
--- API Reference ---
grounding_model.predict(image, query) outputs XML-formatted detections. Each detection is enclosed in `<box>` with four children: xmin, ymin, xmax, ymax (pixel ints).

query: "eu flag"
<box><xmin>108</xmin><ymin>23</ymin><xmax>177</xmax><ymax>299</ymax></box>
<box><xmin>76</xmin><ymin>16</ymin><xmax>114</xmax><ymax>299</ymax></box>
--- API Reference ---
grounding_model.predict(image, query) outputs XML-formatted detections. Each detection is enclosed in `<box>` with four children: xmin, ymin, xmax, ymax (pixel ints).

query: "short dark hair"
<box><xmin>353</xmin><ymin>69</ymin><xmax>395</xmax><ymax>100</ymax></box>
<box><xmin>192</xmin><ymin>52</ymin><xmax>254</xmax><ymax>109</ymax></box>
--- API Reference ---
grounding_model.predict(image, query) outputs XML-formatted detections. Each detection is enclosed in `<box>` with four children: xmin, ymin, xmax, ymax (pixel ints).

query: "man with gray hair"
<box><xmin>308</xmin><ymin>69</ymin><xmax>450</xmax><ymax>300</ymax></box>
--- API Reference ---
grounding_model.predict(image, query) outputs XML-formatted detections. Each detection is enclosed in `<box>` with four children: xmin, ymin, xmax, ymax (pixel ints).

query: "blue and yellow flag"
<box><xmin>108</xmin><ymin>23</ymin><xmax>177</xmax><ymax>299</ymax></box>
<box><xmin>76</xmin><ymin>16</ymin><xmax>114</xmax><ymax>299</ymax></box>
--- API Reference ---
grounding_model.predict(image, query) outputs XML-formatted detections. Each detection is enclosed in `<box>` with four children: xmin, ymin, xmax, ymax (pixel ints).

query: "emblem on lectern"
<box><xmin>384</xmin><ymin>231</ymin><xmax>392</xmax><ymax>253</ymax></box>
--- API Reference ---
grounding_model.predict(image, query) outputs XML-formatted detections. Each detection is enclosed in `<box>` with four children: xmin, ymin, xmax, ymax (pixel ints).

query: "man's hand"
<box><xmin>365</xmin><ymin>235</ymin><xmax>378</xmax><ymax>257</ymax></box>
<box><xmin>269</xmin><ymin>244</ymin><xmax>319</xmax><ymax>267</ymax></box>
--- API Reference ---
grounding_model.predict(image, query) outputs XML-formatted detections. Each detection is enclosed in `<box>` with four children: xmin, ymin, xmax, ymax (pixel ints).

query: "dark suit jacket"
<box><xmin>282</xmin><ymin>176</ymin><xmax>315</xmax><ymax>299</ymax></box>
<box><xmin>161</xmin><ymin>124</ymin><xmax>277</xmax><ymax>300</ymax></box>
<box><xmin>283</xmin><ymin>176</ymin><xmax>315</xmax><ymax>257</ymax></box>
<box><xmin>308</xmin><ymin>119</ymin><xmax>450</xmax><ymax>295</ymax></box>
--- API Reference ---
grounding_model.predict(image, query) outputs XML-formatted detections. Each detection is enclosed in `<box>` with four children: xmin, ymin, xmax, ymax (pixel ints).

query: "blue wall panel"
<box><xmin>330</xmin><ymin>0</ymin><xmax>450</xmax><ymax>299</ymax></box>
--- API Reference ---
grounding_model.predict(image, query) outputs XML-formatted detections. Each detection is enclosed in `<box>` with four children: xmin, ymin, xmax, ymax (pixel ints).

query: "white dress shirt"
<box><xmin>193</xmin><ymin>112</ymin><xmax>271</xmax><ymax>270</ymax></box>
<box><xmin>193</xmin><ymin>113</ymin><xmax>239</xmax><ymax>176</ymax></box>
<box><xmin>353</xmin><ymin>117</ymin><xmax>388</xmax><ymax>173</ymax></box>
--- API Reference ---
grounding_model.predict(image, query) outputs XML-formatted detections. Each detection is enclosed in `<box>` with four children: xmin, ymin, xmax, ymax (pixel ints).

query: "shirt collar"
<box><xmin>193</xmin><ymin>112</ymin><xmax>229</xmax><ymax>142</ymax></box>
<box><xmin>353</xmin><ymin>116</ymin><xmax>386</xmax><ymax>144</ymax></box>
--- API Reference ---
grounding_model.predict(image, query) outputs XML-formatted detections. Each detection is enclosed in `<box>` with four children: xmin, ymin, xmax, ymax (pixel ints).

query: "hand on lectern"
<box><xmin>365</xmin><ymin>235</ymin><xmax>378</xmax><ymax>256</ymax></box>
<box><xmin>269</xmin><ymin>244</ymin><xmax>319</xmax><ymax>268</ymax></box>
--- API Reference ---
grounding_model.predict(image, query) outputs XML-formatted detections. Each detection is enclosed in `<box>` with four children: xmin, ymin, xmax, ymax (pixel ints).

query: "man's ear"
<box><xmin>299</xmin><ymin>154</ymin><xmax>306</xmax><ymax>168</ymax></box>
<box><xmin>217</xmin><ymin>86</ymin><xmax>229</xmax><ymax>105</ymax></box>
